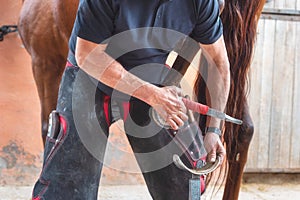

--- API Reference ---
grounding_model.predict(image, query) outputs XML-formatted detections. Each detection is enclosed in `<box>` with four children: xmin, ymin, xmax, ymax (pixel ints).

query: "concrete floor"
<box><xmin>1</xmin><ymin>181</ymin><xmax>300</xmax><ymax>200</ymax></box>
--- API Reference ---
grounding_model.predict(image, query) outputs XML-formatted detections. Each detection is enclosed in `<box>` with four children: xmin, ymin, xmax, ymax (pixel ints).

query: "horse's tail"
<box><xmin>194</xmin><ymin>0</ymin><xmax>266</xmax><ymax>189</ymax></box>
<box><xmin>220</xmin><ymin>0</ymin><xmax>266</xmax><ymax>159</ymax></box>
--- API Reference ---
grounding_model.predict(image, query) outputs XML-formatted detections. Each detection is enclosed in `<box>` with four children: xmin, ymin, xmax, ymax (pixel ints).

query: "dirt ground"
<box><xmin>1</xmin><ymin>179</ymin><xmax>300</xmax><ymax>200</ymax></box>
<box><xmin>0</xmin><ymin>173</ymin><xmax>299</xmax><ymax>200</ymax></box>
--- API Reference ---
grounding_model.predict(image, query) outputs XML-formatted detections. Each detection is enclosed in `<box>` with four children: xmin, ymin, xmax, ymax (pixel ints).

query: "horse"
<box><xmin>18</xmin><ymin>0</ymin><xmax>266</xmax><ymax>199</ymax></box>
<box><xmin>195</xmin><ymin>0</ymin><xmax>267</xmax><ymax>198</ymax></box>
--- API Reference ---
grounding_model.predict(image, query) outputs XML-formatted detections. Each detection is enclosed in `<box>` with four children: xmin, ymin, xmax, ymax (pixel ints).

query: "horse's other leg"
<box><xmin>223</xmin><ymin>103</ymin><xmax>254</xmax><ymax>200</ymax></box>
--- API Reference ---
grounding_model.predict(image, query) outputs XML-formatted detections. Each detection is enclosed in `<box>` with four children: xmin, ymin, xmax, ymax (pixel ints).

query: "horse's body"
<box><xmin>18</xmin><ymin>0</ymin><xmax>266</xmax><ymax>199</ymax></box>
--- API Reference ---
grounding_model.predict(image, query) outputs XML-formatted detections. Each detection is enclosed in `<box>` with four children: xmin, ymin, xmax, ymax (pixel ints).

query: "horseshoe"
<box><xmin>173</xmin><ymin>154</ymin><xmax>220</xmax><ymax>175</ymax></box>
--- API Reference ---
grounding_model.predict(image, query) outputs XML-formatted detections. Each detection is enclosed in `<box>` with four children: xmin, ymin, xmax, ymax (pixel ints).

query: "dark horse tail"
<box><xmin>194</xmin><ymin>0</ymin><xmax>266</xmax><ymax>189</ymax></box>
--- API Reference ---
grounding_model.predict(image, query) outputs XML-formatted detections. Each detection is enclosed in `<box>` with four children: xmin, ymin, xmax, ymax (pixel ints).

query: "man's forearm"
<box><xmin>200</xmin><ymin>36</ymin><xmax>230</xmax><ymax>129</ymax></box>
<box><xmin>75</xmin><ymin>37</ymin><xmax>159</xmax><ymax>105</ymax></box>
<box><xmin>205</xmin><ymin>60</ymin><xmax>230</xmax><ymax>128</ymax></box>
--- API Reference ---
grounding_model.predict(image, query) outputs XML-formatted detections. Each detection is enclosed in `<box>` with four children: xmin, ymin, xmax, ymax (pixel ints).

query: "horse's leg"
<box><xmin>223</xmin><ymin>103</ymin><xmax>254</xmax><ymax>200</ymax></box>
<box><xmin>18</xmin><ymin>0</ymin><xmax>72</xmax><ymax>145</ymax></box>
<box><xmin>31</xmin><ymin>56</ymin><xmax>66</xmax><ymax>144</ymax></box>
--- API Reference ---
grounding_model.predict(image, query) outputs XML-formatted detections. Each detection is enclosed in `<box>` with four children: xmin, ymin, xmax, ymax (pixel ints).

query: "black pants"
<box><xmin>32</xmin><ymin>65</ymin><xmax>201</xmax><ymax>200</ymax></box>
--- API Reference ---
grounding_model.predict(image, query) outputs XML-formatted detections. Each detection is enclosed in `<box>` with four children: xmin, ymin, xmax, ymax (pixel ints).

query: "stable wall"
<box><xmin>246</xmin><ymin>0</ymin><xmax>300</xmax><ymax>173</ymax></box>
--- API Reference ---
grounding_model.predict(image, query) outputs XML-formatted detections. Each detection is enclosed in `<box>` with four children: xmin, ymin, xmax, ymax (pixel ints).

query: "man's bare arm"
<box><xmin>75</xmin><ymin>37</ymin><xmax>187</xmax><ymax>130</ymax></box>
<box><xmin>200</xmin><ymin>35</ymin><xmax>230</xmax><ymax>129</ymax></box>
<box><xmin>199</xmin><ymin>36</ymin><xmax>230</xmax><ymax>163</ymax></box>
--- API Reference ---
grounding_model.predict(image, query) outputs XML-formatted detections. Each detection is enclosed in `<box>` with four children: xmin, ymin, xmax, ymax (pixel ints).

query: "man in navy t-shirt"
<box><xmin>32</xmin><ymin>0</ymin><xmax>230</xmax><ymax>199</ymax></box>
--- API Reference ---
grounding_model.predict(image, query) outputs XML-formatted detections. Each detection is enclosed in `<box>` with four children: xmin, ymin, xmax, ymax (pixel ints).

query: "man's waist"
<box><xmin>67</xmin><ymin>51</ymin><xmax>78</xmax><ymax>67</ymax></box>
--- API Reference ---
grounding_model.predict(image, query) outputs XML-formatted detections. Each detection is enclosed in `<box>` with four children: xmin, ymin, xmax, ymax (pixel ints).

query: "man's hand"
<box><xmin>204</xmin><ymin>132</ymin><xmax>226</xmax><ymax>164</ymax></box>
<box><xmin>146</xmin><ymin>86</ymin><xmax>188</xmax><ymax>130</ymax></box>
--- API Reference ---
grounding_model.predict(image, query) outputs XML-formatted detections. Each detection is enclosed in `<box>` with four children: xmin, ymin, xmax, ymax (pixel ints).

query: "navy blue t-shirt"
<box><xmin>68</xmin><ymin>0</ymin><xmax>223</xmax><ymax>99</ymax></box>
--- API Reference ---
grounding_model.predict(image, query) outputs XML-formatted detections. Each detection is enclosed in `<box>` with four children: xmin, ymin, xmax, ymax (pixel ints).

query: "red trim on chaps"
<box><xmin>59</xmin><ymin>115</ymin><xmax>67</xmax><ymax>134</ymax></box>
<box><xmin>200</xmin><ymin>176</ymin><xmax>205</xmax><ymax>193</ymax></box>
<box><xmin>32</xmin><ymin>197</ymin><xmax>41</xmax><ymax>200</ymax></box>
<box><xmin>122</xmin><ymin>102</ymin><xmax>130</xmax><ymax>121</ymax></box>
<box><xmin>65</xmin><ymin>61</ymin><xmax>74</xmax><ymax>68</ymax></box>
<box><xmin>165</xmin><ymin>63</ymin><xmax>171</xmax><ymax>69</ymax></box>
<box><xmin>103</xmin><ymin>95</ymin><xmax>111</xmax><ymax>126</ymax></box>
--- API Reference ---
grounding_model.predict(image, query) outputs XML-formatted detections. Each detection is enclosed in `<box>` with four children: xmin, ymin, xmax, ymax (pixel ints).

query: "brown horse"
<box><xmin>18</xmin><ymin>0</ymin><xmax>266</xmax><ymax>199</ymax></box>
